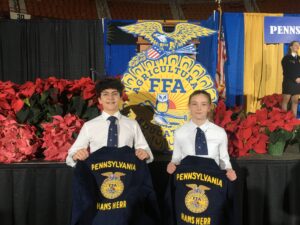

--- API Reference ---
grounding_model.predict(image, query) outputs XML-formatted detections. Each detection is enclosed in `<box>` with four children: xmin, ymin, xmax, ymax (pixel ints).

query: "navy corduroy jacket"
<box><xmin>164</xmin><ymin>156</ymin><xmax>235</xmax><ymax>225</ymax></box>
<box><xmin>71</xmin><ymin>146</ymin><xmax>160</xmax><ymax>225</ymax></box>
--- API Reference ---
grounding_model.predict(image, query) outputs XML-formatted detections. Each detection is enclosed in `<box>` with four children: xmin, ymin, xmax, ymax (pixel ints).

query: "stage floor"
<box><xmin>0</xmin><ymin>149</ymin><xmax>299</xmax><ymax>225</ymax></box>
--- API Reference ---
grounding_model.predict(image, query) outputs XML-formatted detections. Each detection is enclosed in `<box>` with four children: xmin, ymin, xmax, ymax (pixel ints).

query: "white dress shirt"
<box><xmin>171</xmin><ymin>119</ymin><xmax>232</xmax><ymax>170</ymax></box>
<box><xmin>66</xmin><ymin>111</ymin><xmax>153</xmax><ymax>167</ymax></box>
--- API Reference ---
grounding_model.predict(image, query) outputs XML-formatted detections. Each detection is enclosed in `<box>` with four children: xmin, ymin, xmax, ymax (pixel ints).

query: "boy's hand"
<box><xmin>226</xmin><ymin>169</ymin><xmax>237</xmax><ymax>181</ymax></box>
<box><xmin>167</xmin><ymin>162</ymin><xmax>177</xmax><ymax>174</ymax></box>
<box><xmin>72</xmin><ymin>148</ymin><xmax>89</xmax><ymax>161</ymax></box>
<box><xmin>135</xmin><ymin>149</ymin><xmax>150</xmax><ymax>160</ymax></box>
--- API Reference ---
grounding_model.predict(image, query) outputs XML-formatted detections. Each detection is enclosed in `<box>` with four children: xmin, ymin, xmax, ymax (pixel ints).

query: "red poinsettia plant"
<box><xmin>232</xmin><ymin>109</ymin><xmax>269</xmax><ymax>156</ymax></box>
<box><xmin>260</xmin><ymin>93</ymin><xmax>283</xmax><ymax>109</ymax></box>
<box><xmin>213</xmin><ymin>93</ymin><xmax>300</xmax><ymax>157</ymax></box>
<box><xmin>214</xmin><ymin>99</ymin><xmax>243</xmax><ymax>157</ymax></box>
<box><xmin>41</xmin><ymin>114</ymin><xmax>84</xmax><ymax>161</ymax></box>
<box><xmin>0</xmin><ymin>114</ymin><xmax>40</xmax><ymax>163</ymax></box>
<box><xmin>260</xmin><ymin>108</ymin><xmax>300</xmax><ymax>144</ymax></box>
<box><xmin>0</xmin><ymin>81</ymin><xmax>23</xmax><ymax>116</ymax></box>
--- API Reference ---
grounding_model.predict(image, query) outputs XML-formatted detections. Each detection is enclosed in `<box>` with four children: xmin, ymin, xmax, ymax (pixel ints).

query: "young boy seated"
<box><xmin>66</xmin><ymin>78</ymin><xmax>153</xmax><ymax>167</ymax></box>
<box><xmin>166</xmin><ymin>90</ymin><xmax>237</xmax><ymax>181</ymax></box>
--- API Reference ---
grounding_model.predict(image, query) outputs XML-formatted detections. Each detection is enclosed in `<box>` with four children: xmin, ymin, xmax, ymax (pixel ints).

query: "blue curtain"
<box><xmin>196</xmin><ymin>14</ymin><xmax>219</xmax><ymax>80</ymax></box>
<box><xmin>104</xmin><ymin>19</ymin><xmax>137</xmax><ymax>76</ymax></box>
<box><xmin>283</xmin><ymin>14</ymin><xmax>300</xmax><ymax>55</ymax></box>
<box><xmin>223</xmin><ymin>13</ymin><xmax>245</xmax><ymax>107</ymax></box>
<box><xmin>105</xmin><ymin>44</ymin><xmax>136</xmax><ymax>76</ymax></box>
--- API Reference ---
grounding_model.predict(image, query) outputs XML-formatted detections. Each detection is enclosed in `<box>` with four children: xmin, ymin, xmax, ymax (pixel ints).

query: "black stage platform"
<box><xmin>0</xmin><ymin>150</ymin><xmax>299</xmax><ymax>225</ymax></box>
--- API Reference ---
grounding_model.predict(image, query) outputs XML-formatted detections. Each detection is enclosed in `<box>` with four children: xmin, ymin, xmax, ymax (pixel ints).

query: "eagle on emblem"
<box><xmin>119</xmin><ymin>22</ymin><xmax>216</xmax><ymax>59</ymax></box>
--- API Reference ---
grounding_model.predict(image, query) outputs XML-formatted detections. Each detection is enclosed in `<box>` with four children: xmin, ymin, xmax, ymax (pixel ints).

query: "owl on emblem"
<box><xmin>156</xmin><ymin>93</ymin><xmax>169</xmax><ymax>113</ymax></box>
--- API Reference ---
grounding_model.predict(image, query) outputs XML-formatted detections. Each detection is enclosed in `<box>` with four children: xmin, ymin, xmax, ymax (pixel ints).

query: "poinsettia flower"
<box><xmin>260</xmin><ymin>94</ymin><xmax>283</xmax><ymax>109</ymax></box>
<box><xmin>43</xmin><ymin>77</ymin><xmax>72</xmax><ymax>93</ymax></box>
<box><xmin>0</xmin><ymin>98</ymin><xmax>11</xmax><ymax>110</ymax></box>
<box><xmin>41</xmin><ymin>114</ymin><xmax>84</xmax><ymax>161</ymax></box>
<box><xmin>0</xmin><ymin>117</ymin><xmax>40</xmax><ymax>163</ymax></box>
<box><xmin>11</xmin><ymin>97</ymin><xmax>24</xmax><ymax>112</ymax></box>
<box><xmin>18</xmin><ymin>81</ymin><xmax>36</xmax><ymax>98</ymax></box>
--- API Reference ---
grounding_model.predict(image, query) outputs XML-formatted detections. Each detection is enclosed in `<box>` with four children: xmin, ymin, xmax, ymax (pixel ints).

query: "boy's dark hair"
<box><xmin>95</xmin><ymin>78</ymin><xmax>124</xmax><ymax>97</ymax></box>
<box><xmin>188</xmin><ymin>90</ymin><xmax>212</xmax><ymax>104</ymax></box>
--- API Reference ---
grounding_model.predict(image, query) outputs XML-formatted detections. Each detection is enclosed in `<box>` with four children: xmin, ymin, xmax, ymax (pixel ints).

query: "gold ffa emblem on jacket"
<box><xmin>185</xmin><ymin>184</ymin><xmax>210</xmax><ymax>213</ymax></box>
<box><xmin>100</xmin><ymin>172</ymin><xmax>125</xmax><ymax>199</ymax></box>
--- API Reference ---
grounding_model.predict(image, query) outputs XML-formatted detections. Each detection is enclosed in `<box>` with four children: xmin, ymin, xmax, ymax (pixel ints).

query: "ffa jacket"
<box><xmin>164</xmin><ymin>156</ymin><xmax>235</xmax><ymax>225</ymax></box>
<box><xmin>71</xmin><ymin>146</ymin><xmax>160</xmax><ymax>225</ymax></box>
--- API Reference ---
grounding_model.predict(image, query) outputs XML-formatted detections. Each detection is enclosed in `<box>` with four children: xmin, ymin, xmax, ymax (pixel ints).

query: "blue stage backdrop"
<box><xmin>104</xmin><ymin>19</ymin><xmax>137</xmax><ymax>76</ymax></box>
<box><xmin>195</xmin><ymin>14</ymin><xmax>218</xmax><ymax>81</ymax></box>
<box><xmin>223</xmin><ymin>13</ymin><xmax>245</xmax><ymax>107</ymax></box>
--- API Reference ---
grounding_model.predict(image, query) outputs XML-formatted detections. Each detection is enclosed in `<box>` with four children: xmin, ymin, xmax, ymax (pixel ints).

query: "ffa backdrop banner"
<box><xmin>119</xmin><ymin>21</ymin><xmax>218</xmax><ymax>151</ymax></box>
<box><xmin>264</xmin><ymin>16</ymin><xmax>300</xmax><ymax>43</ymax></box>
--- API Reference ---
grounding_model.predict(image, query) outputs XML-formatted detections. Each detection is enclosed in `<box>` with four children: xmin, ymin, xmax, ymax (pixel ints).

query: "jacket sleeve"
<box><xmin>163</xmin><ymin>174</ymin><xmax>177</xmax><ymax>225</ymax></box>
<box><xmin>71</xmin><ymin>161</ymin><xmax>97</xmax><ymax>225</ymax></box>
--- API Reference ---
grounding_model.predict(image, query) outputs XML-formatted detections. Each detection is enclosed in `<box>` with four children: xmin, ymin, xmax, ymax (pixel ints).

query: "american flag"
<box><xmin>147</xmin><ymin>46</ymin><xmax>163</xmax><ymax>59</ymax></box>
<box><xmin>216</xmin><ymin>26</ymin><xmax>227</xmax><ymax>98</ymax></box>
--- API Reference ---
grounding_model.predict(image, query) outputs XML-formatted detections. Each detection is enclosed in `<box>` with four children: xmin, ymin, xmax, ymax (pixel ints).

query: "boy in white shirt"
<box><xmin>66</xmin><ymin>78</ymin><xmax>153</xmax><ymax>167</ymax></box>
<box><xmin>166</xmin><ymin>90</ymin><xmax>237</xmax><ymax>181</ymax></box>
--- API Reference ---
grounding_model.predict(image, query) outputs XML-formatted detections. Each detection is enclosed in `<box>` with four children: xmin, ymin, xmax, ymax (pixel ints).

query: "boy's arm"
<box><xmin>133</xmin><ymin>121</ymin><xmax>154</xmax><ymax>163</ymax></box>
<box><xmin>171</xmin><ymin>131</ymin><xmax>182</xmax><ymax>165</ymax></box>
<box><xmin>219</xmin><ymin>129</ymin><xmax>232</xmax><ymax>170</ymax></box>
<box><xmin>66</xmin><ymin>123</ymin><xmax>90</xmax><ymax>167</ymax></box>
<box><xmin>167</xmin><ymin>131</ymin><xmax>181</xmax><ymax>174</ymax></box>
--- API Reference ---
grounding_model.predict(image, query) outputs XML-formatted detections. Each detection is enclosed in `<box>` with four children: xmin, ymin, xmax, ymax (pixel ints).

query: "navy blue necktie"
<box><xmin>107</xmin><ymin>116</ymin><xmax>118</xmax><ymax>147</ymax></box>
<box><xmin>195</xmin><ymin>128</ymin><xmax>208</xmax><ymax>155</ymax></box>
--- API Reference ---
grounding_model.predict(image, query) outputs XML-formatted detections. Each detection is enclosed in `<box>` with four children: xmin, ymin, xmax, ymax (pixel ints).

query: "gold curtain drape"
<box><xmin>243</xmin><ymin>13</ymin><xmax>284</xmax><ymax>112</ymax></box>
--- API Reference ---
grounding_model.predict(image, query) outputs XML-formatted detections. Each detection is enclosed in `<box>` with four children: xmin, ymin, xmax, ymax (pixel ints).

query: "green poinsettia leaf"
<box><xmin>16</xmin><ymin>107</ymin><xmax>30</xmax><ymax>123</ymax></box>
<box><xmin>24</xmin><ymin>98</ymin><xmax>30</xmax><ymax>107</ymax></box>
<box><xmin>40</xmin><ymin>91</ymin><xmax>50</xmax><ymax>104</ymax></box>
<box><xmin>67</xmin><ymin>96</ymin><xmax>86</xmax><ymax>117</ymax></box>
<box><xmin>49</xmin><ymin>88</ymin><xmax>59</xmax><ymax>103</ymax></box>
<box><xmin>82</xmin><ymin>106</ymin><xmax>100</xmax><ymax>121</ymax></box>
<box><xmin>47</xmin><ymin>104</ymin><xmax>64</xmax><ymax>117</ymax></box>
<box><xmin>30</xmin><ymin>93</ymin><xmax>42</xmax><ymax>106</ymax></box>
<box><xmin>269</xmin><ymin>129</ymin><xmax>293</xmax><ymax>143</ymax></box>
<box><xmin>28</xmin><ymin>107</ymin><xmax>43</xmax><ymax>125</ymax></box>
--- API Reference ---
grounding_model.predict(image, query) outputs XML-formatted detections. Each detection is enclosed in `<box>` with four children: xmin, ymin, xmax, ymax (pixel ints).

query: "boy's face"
<box><xmin>98</xmin><ymin>89</ymin><xmax>121</xmax><ymax>113</ymax></box>
<box><xmin>188</xmin><ymin>94</ymin><xmax>211</xmax><ymax>121</ymax></box>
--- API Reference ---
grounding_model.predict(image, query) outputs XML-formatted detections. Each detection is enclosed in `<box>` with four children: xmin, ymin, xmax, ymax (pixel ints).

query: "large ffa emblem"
<box><xmin>185</xmin><ymin>184</ymin><xmax>210</xmax><ymax>214</ymax></box>
<box><xmin>100</xmin><ymin>172</ymin><xmax>125</xmax><ymax>199</ymax></box>
<box><xmin>120</xmin><ymin>22</ymin><xmax>217</xmax><ymax>151</ymax></box>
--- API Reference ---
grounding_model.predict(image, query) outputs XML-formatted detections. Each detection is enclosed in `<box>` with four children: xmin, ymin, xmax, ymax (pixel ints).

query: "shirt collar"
<box><xmin>291</xmin><ymin>52</ymin><xmax>297</xmax><ymax>57</ymax></box>
<box><xmin>101</xmin><ymin>111</ymin><xmax>122</xmax><ymax>120</ymax></box>
<box><xmin>189</xmin><ymin>119</ymin><xmax>211</xmax><ymax>132</ymax></box>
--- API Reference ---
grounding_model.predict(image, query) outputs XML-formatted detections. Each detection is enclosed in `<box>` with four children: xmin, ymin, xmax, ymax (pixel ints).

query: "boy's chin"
<box><xmin>103</xmin><ymin>106</ymin><xmax>119</xmax><ymax>112</ymax></box>
<box><xmin>193</xmin><ymin>115</ymin><xmax>207</xmax><ymax>121</ymax></box>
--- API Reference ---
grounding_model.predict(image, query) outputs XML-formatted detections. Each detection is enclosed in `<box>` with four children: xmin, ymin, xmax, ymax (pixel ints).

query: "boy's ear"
<box><xmin>98</xmin><ymin>97</ymin><xmax>102</xmax><ymax>105</ymax></box>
